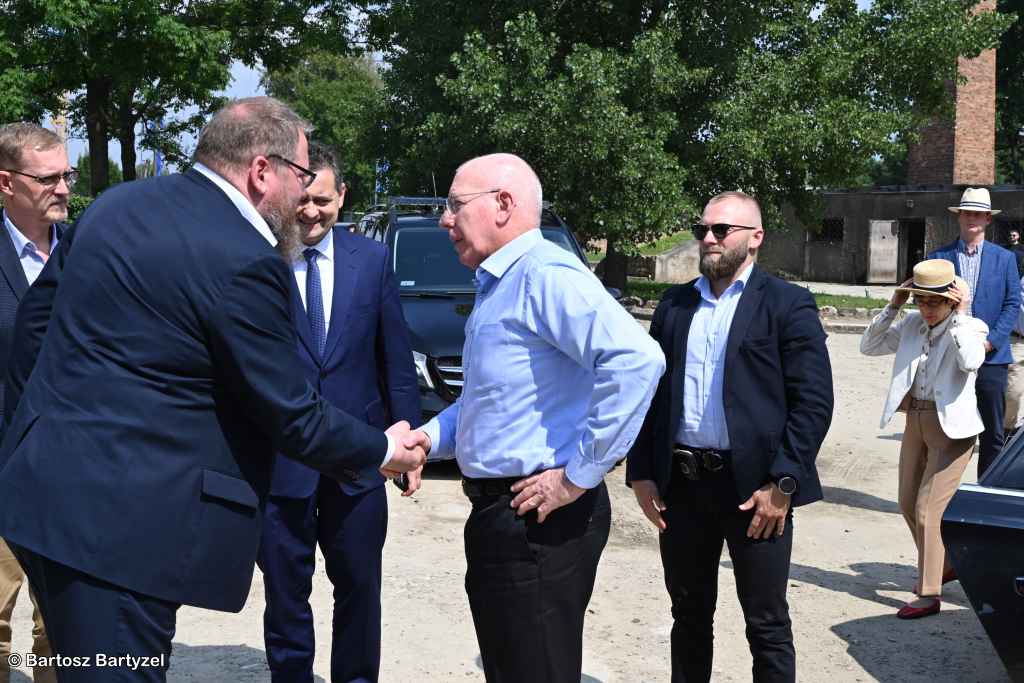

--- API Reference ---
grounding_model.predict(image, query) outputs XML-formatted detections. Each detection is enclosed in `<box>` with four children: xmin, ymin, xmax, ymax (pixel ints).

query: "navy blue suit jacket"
<box><xmin>0</xmin><ymin>170</ymin><xmax>389</xmax><ymax>612</ymax></box>
<box><xmin>928</xmin><ymin>240</ymin><xmax>1021</xmax><ymax>365</ymax></box>
<box><xmin>0</xmin><ymin>219</ymin><xmax>64</xmax><ymax>418</ymax></box>
<box><xmin>626</xmin><ymin>266</ymin><xmax>834</xmax><ymax>507</ymax></box>
<box><xmin>270</xmin><ymin>228</ymin><xmax>420</xmax><ymax>498</ymax></box>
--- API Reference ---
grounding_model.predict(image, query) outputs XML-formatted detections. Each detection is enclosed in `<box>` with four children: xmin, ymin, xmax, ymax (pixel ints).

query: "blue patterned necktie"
<box><xmin>304</xmin><ymin>248</ymin><xmax>327</xmax><ymax>357</ymax></box>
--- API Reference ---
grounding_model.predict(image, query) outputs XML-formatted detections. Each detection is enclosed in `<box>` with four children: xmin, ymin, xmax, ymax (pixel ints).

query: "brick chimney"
<box><xmin>907</xmin><ymin>0</ymin><xmax>996</xmax><ymax>186</ymax></box>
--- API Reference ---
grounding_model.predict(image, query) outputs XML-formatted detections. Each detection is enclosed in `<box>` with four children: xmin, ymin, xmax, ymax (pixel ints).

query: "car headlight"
<box><xmin>413</xmin><ymin>350</ymin><xmax>434</xmax><ymax>389</ymax></box>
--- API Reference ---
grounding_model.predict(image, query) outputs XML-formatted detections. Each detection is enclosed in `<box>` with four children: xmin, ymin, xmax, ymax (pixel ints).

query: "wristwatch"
<box><xmin>775</xmin><ymin>475</ymin><xmax>798</xmax><ymax>496</ymax></box>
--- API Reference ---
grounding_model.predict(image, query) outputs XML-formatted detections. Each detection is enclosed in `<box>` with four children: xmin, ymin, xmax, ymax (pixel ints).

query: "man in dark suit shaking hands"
<box><xmin>258</xmin><ymin>142</ymin><xmax>420</xmax><ymax>683</ymax></box>
<box><xmin>627</xmin><ymin>191</ymin><xmax>834</xmax><ymax>683</ymax></box>
<box><xmin>0</xmin><ymin>97</ymin><xmax>427</xmax><ymax>682</ymax></box>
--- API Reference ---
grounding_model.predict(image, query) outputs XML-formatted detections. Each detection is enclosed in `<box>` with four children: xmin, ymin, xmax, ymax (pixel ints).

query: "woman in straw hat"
<box><xmin>860</xmin><ymin>259</ymin><xmax>988</xmax><ymax>619</ymax></box>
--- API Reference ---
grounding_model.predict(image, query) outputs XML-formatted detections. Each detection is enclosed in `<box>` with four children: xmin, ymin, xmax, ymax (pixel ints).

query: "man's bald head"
<box><xmin>703</xmin><ymin>190</ymin><xmax>763</xmax><ymax>229</ymax></box>
<box><xmin>455</xmin><ymin>153</ymin><xmax>543</xmax><ymax>228</ymax></box>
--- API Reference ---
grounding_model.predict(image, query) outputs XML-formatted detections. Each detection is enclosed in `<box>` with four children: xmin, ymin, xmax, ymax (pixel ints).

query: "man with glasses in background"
<box><xmin>627</xmin><ymin>191</ymin><xmax>834</xmax><ymax>683</ymax></box>
<box><xmin>0</xmin><ymin>121</ymin><xmax>72</xmax><ymax>683</ymax></box>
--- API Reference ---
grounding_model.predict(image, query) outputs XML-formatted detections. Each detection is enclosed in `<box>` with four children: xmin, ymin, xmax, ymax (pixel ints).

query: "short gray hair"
<box><xmin>0</xmin><ymin>122</ymin><xmax>64</xmax><ymax>170</ymax></box>
<box><xmin>307</xmin><ymin>141</ymin><xmax>344</xmax><ymax>192</ymax></box>
<box><xmin>193</xmin><ymin>97</ymin><xmax>310</xmax><ymax>174</ymax></box>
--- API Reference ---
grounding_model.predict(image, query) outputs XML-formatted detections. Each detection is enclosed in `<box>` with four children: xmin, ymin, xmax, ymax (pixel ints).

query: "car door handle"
<box><xmin>1016</xmin><ymin>577</ymin><xmax>1024</xmax><ymax>598</ymax></box>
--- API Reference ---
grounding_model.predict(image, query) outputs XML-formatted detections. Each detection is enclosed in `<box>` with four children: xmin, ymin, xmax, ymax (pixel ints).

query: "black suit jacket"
<box><xmin>0</xmin><ymin>170</ymin><xmax>387</xmax><ymax>612</ymax></box>
<box><xmin>0</xmin><ymin>218</ymin><xmax>65</xmax><ymax>418</ymax></box>
<box><xmin>626</xmin><ymin>266</ymin><xmax>833</xmax><ymax>507</ymax></box>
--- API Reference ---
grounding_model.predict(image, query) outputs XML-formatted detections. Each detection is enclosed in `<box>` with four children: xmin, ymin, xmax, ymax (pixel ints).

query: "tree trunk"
<box><xmin>602</xmin><ymin>237</ymin><xmax>629</xmax><ymax>291</ymax></box>
<box><xmin>85</xmin><ymin>78</ymin><xmax>112</xmax><ymax>196</ymax></box>
<box><xmin>119</xmin><ymin>118</ymin><xmax>137</xmax><ymax>181</ymax></box>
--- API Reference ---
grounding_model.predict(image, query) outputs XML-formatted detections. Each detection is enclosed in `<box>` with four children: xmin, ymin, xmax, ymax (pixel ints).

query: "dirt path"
<box><xmin>7</xmin><ymin>334</ymin><xmax>1010</xmax><ymax>682</ymax></box>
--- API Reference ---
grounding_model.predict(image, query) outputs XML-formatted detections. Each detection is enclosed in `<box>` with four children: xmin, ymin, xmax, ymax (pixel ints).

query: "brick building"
<box><xmin>759</xmin><ymin>0</ymin><xmax>1023</xmax><ymax>284</ymax></box>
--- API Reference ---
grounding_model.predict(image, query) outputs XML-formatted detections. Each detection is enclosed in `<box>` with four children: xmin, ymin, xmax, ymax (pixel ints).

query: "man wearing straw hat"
<box><xmin>928</xmin><ymin>187</ymin><xmax>1021</xmax><ymax>476</ymax></box>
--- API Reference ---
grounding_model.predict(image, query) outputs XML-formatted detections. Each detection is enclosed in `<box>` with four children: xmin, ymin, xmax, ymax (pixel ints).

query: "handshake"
<box><xmin>381</xmin><ymin>420</ymin><xmax>432</xmax><ymax>478</ymax></box>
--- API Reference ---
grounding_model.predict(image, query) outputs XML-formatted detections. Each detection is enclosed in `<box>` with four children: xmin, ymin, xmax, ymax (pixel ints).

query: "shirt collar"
<box><xmin>694</xmin><ymin>262</ymin><xmax>754</xmax><ymax>303</ymax></box>
<box><xmin>477</xmin><ymin>228</ymin><xmax>543</xmax><ymax>282</ymax></box>
<box><xmin>928</xmin><ymin>311</ymin><xmax>955</xmax><ymax>341</ymax></box>
<box><xmin>192</xmin><ymin>162</ymin><xmax>277</xmax><ymax>247</ymax></box>
<box><xmin>957</xmin><ymin>238</ymin><xmax>984</xmax><ymax>256</ymax></box>
<box><xmin>299</xmin><ymin>228</ymin><xmax>333</xmax><ymax>264</ymax></box>
<box><xmin>3</xmin><ymin>209</ymin><xmax>57</xmax><ymax>256</ymax></box>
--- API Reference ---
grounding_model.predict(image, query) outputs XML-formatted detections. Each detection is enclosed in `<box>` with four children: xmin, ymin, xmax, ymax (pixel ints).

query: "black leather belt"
<box><xmin>672</xmin><ymin>444</ymin><xmax>731</xmax><ymax>480</ymax></box>
<box><xmin>461</xmin><ymin>475</ymin><xmax>523</xmax><ymax>499</ymax></box>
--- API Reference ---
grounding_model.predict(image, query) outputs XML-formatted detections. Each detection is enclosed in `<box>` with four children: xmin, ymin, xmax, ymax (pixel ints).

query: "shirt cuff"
<box><xmin>421</xmin><ymin>419</ymin><xmax>442</xmax><ymax>461</ymax></box>
<box><xmin>564</xmin><ymin>457</ymin><xmax>608</xmax><ymax>490</ymax></box>
<box><xmin>882</xmin><ymin>303</ymin><xmax>900</xmax><ymax>318</ymax></box>
<box><xmin>381</xmin><ymin>433</ymin><xmax>395</xmax><ymax>468</ymax></box>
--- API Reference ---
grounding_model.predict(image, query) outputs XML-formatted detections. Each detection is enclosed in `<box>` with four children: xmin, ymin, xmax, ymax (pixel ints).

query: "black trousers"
<box><xmin>9</xmin><ymin>543</ymin><xmax>179</xmax><ymax>683</ymax></box>
<box><xmin>659</xmin><ymin>465</ymin><xmax>795</xmax><ymax>683</ymax></box>
<box><xmin>463</xmin><ymin>480</ymin><xmax>610</xmax><ymax>683</ymax></box>
<box><xmin>976</xmin><ymin>363</ymin><xmax>1009</xmax><ymax>477</ymax></box>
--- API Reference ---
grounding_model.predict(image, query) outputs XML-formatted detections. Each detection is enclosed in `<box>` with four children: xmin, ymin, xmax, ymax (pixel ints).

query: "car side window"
<box><xmin>984</xmin><ymin>433</ymin><xmax>1024</xmax><ymax>489</ymax></box>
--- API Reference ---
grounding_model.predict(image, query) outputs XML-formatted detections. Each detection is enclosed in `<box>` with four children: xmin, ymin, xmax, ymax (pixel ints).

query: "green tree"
<box><xmin>2</xmin><ymin>1</ymin><xmax>361</xmax><ymax>195</ymax></box>
<box><xmin>361</xmin><ymin>0</ymin><xmax>1010</xmax><ymax>287</ymax></box>
<box><xmin>996</xmin><ymin>0</ymin><xmax>1024</xmax><ymax>184</ymax></box>
<box><xmin>72</xmin><ymin>153</ymin><xmax>123</xmax><ymax>196</ymax></box>
<box><xmin>263</xmin><ymin>51</ymin><xmax>384</xmax><ymax>210</ymax></box>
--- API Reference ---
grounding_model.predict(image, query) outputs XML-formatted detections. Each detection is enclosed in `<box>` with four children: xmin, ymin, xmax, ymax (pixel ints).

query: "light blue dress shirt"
<box><xmin>422</xmin><ymin>229</ymin><xmax>665</xmax><ymax>489</ymax></box>
<box><xmin>3</xmin><ymin>209</ymin><xmax>58</xmax><ymax>285</ymax></box>
<box><xmin>675</xmin><ymin>263</ymin><xmax>754</xmax><ymax>449</ymax></box>
<box><xmin>956</xmin><ymin>239</ymin><xmax>983</xmax><ymax>317</ymax></box>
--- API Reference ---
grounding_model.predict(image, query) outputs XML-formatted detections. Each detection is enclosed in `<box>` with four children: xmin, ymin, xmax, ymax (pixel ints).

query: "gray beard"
<box><xmin>699</xmin><ymin>240</ymin><xmax>750</xmax><ymax>281</ymax></box>
<box><xmin>263</xmin><ymin>208</ymin><xmax>303</xmax><ymax>262</ymax></box>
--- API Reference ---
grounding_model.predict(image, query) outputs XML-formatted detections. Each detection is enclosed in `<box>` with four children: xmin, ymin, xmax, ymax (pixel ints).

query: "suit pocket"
<box><xmin>742</xmin><ymin>335</ymin><xmax>775</xmax><ymax>349</ymax></box>
<box><xmin>200</xmin><ymin>469</ymin><xmax>258</xmax><ymax>509</ymax></box>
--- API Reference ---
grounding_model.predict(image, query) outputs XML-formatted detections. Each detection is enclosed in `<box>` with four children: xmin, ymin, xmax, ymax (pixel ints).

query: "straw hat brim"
<box><xmin>894</xmin><ymin>286</ymin><xmax>960</xmax><ymax>302</ymax></box>
<box><xmin>948</xmin><ymin>206</ymin><xmax>1002</xmax><ymax>215</ymax></box>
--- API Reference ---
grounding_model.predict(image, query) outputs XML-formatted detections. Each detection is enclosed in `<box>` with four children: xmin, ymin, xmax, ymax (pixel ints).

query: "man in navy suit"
<box><xmin>257</xmin><ymin>142</ymin><xmax>420</xmax><ymax>683</ymax></box>
<box><xmin>0</xmin><ymin>122</ymin><xmax>69</xmax><ymax>683</ymax></box>
<box><xmin>928</xmin><ymin>187</ymin><xmax>1021</xmax><ymax>476</ymax></box>
<box><xmin>627</xmin><ymin>191</ymin><xmax>834</xmax><ymax>683</ymax></box>
<box><xmin>0</xmin><ymin>98</ymin><xmax>427</xmax><ymax>682</ymax></box>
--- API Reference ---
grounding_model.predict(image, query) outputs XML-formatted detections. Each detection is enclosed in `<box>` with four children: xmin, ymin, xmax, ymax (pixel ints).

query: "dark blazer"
<box><xmin>270</xmin><ymin>228</ymin><xmax>420</xmax><ymax>498</ymax></box>
<box><xmin>626</xmin><ymin>266</ymin><xmax>834</xmax><ymax>508</ymax></box>
<box><xmin>0</xmin><ymin>170</ymin><xmax>388</xmax><ymax>612</ymax></box>
<box><xmin>0</xmin><ymin>216</ymin><xmax>65</xmax><ymax>418</ymax></box>
<box><xmin>929</xmin><ymin>240</ymin><xmax>1021</xmax><ymax>366</ymax></box>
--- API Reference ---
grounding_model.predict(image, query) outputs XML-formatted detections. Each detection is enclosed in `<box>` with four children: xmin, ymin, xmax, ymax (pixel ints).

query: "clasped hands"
<box><xmin>380</xmin><ymin>421</ymin><xmax>428</xmax><ymax>496</ymax></box>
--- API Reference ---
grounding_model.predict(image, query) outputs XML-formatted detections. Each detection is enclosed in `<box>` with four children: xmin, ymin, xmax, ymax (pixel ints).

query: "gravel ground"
<box><xmin>7</xmin><ymin>333</ymin><xmax>1011</xmax><ymax>682</ymax></box>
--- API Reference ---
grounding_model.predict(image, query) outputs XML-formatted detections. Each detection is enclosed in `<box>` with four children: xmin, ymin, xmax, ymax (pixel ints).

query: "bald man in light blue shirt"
<box><xmin>413</xmin><ymin>153</ymin><xmax>664</xmax><ymax>683</ymax></box>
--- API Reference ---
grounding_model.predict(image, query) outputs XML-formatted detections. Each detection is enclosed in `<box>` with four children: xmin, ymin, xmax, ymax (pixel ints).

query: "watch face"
<box><xmin>778</xmin><ymin>477</ymin><xmax>797</xmax><ymax>495</ymax></box>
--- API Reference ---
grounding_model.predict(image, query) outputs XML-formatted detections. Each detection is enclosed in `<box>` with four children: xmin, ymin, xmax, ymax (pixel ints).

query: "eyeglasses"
<box><xmin>912</xmin><ymin>296</ymin><xmax>950</xmax><ymax>309</ymax></box>
<box><xmin>267</xmin><ymin>154</ymin><xmax>317</xmax><ymax>189</ymax></box>
<box><xmin>691</xmin><ymin>223</ymin><xmax>759</xmax><ymax>241</ymax></box>
<box><xmin>445</xmin><ymin>189</ymin><xmax>499</xmax><ymax>214</ymax></box>
<box><xmin>3</xmin><ymin>168</ymin><xmax>79</xmax><ymax>188</ymax></box>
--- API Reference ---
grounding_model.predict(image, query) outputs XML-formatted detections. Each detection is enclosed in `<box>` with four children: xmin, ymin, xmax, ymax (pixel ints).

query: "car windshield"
<box><xmin>392</xmin><ymin>227</ymin><xmax>581</xmax><ymax>291</ymax></box>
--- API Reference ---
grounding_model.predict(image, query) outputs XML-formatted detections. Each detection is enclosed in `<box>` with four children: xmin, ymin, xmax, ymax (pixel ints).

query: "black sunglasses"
<box><xmin>4</xmin><ymin>168</ymin><xmax>79</xmax><ymax>188</ymax></box>
<box><xmin>691</xmin><ymin>223</ymin><xmax>760</xmax><ymax>241</ymax></box>
<box><xmin>267</xmin><ymin>154</ymin><xmax>317</xmax><ymax>189</ymax></box>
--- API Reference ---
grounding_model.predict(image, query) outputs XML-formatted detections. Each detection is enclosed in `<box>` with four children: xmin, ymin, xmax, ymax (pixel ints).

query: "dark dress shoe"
<box><xmin>897</xmin><ymin>598</ymin><xmax>941</xmax><ymax>619</ymax></box>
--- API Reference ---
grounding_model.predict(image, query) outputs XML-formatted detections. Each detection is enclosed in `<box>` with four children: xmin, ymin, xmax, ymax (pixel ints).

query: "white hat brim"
<box><xmin>948</xmin><ymin>206</ymin><xmax>1002</xmax><ymax>215</ymax></box>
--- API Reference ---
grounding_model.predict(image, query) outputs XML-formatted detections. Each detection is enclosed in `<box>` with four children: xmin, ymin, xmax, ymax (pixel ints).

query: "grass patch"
<box><xmin>622</xmin><ymin>280</ymin><xmax>888</xmax><ymax>309</ymax></box>
<box><xmin>586</xmin><ymin>229</ymin><xmax>695</xmax><ymax>263</ymax></box>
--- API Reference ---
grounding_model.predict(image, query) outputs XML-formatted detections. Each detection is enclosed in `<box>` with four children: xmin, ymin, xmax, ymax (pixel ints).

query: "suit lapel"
<box><xmin>724</xmin><ymin>266</ymin><xmax>766</xmax><ymax>370</ymax></box>
<box><xmin>322</xmin><ymin>233</ymin><xmax>357</xmax><ymax>364</ymax></box>
<box><xmin>0</xmin><ymin>220</ymin><xmax>29</xmax><ymax>300</ymax></box>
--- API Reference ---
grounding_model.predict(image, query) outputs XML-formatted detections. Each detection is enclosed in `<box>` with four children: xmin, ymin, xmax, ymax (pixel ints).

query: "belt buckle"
<box><xmin>701</xmin><ymin>450</ymin><xmax>725</xmax><ymax>472</ymax></box>
<box><xmin>672</xmin><ymin>447</ymin><xmax>700</xmax><ymax>481</ymax></box>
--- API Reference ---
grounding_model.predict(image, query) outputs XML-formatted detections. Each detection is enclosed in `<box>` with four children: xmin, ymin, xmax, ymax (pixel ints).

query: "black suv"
<box><xmin>360</xmin><ymin>196</ymin><xmax>599</xmax><ymax>448</ymax></box>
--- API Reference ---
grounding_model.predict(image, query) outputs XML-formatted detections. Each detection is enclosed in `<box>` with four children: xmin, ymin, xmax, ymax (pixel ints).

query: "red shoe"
<box><xmin>897</xmin><ymin>598</ymin><xmax>941</xmax><ymax>619</ymax></box>
<box><xmin>942</xmin><ymin>567</ymin><xmax>957</xmax><ymax>584</ymax></box>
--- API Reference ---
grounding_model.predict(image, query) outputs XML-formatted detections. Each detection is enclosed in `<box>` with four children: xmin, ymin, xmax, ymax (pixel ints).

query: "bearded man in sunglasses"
<box><xmin>627</xmin><ymin>191</ymin><xmax>834</xmax><ymax>683</ymax></box>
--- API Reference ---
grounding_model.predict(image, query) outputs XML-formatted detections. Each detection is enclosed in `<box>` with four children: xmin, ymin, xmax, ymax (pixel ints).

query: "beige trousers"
<box><xmin>898</xmin><ymin>407</ymin><xmax>974</xmax><ymax>598</ymax></box>
<box><xmin>1004</xmin><ymin>339</ymin><xmax>1024</xmax><ymax>430</ymax></box>
<box><xmin>0</xmin><ymin>538</ymin><xmax>55</xmax><ymax>683</ymax></box>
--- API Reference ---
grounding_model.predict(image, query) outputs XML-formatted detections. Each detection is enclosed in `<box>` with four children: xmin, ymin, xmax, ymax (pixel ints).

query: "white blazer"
<box><xmin>860</xmin><ymin>306</ymin><xmax>988</xmax><ymax>439</ymax></box>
